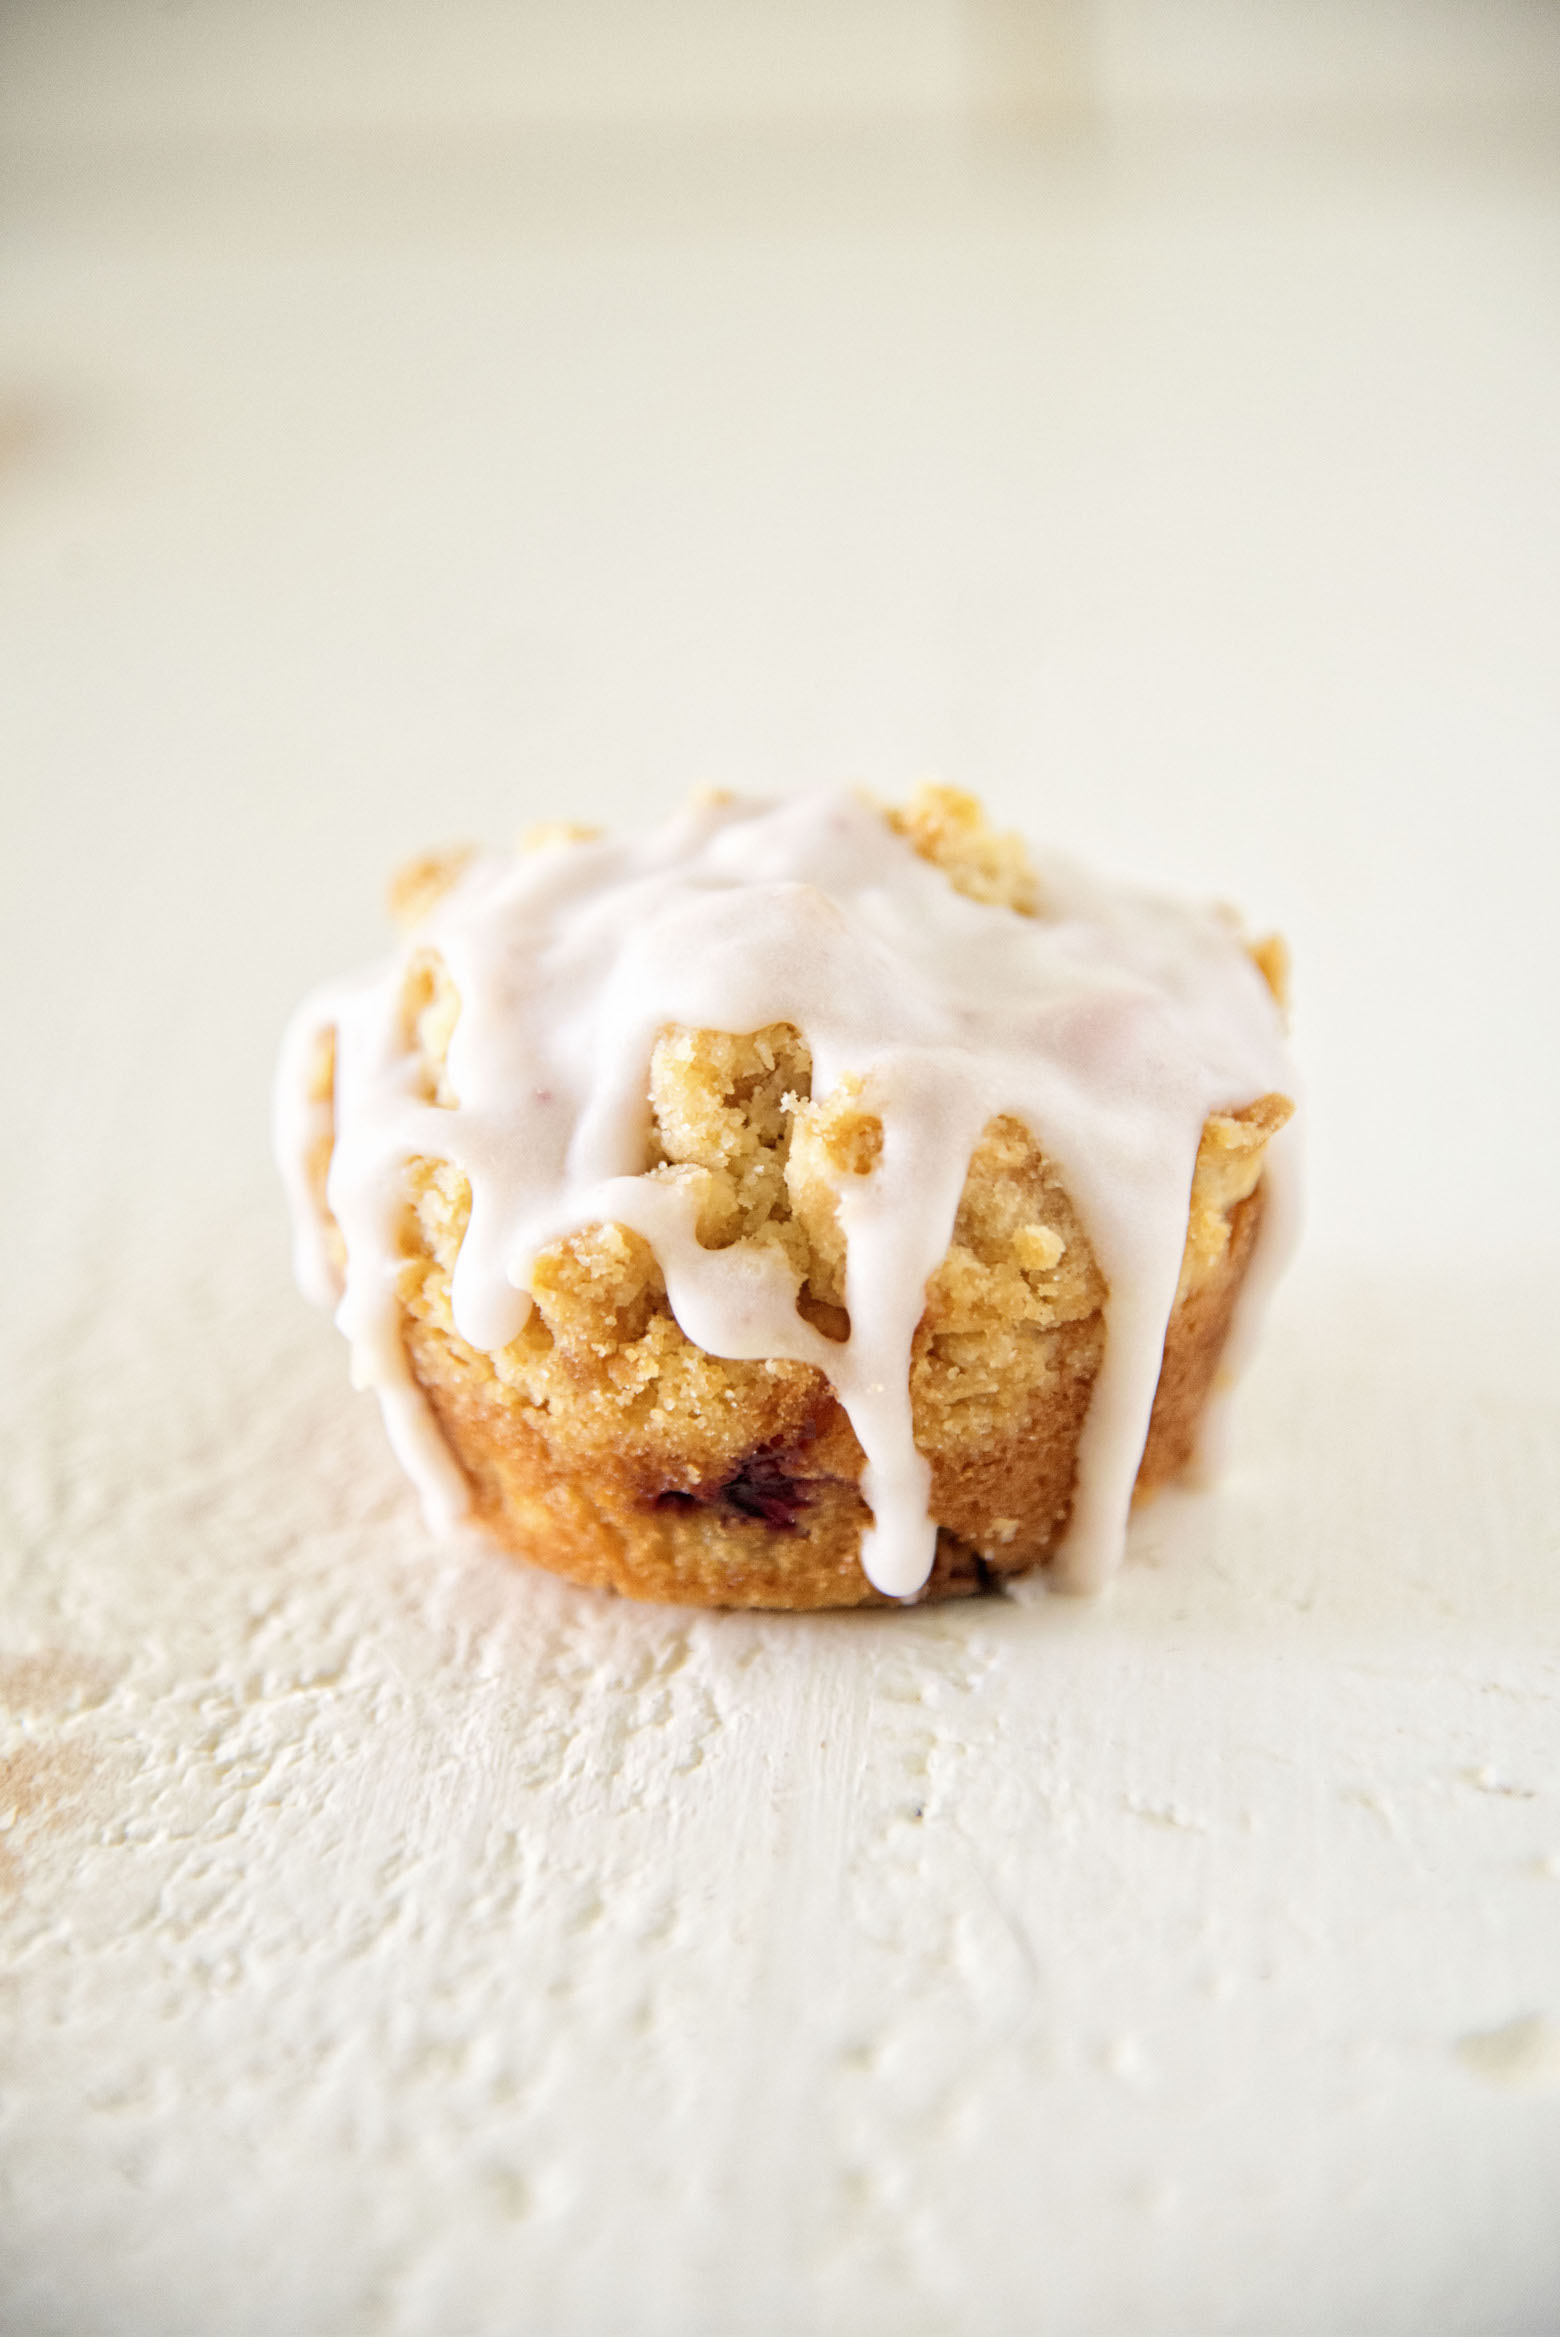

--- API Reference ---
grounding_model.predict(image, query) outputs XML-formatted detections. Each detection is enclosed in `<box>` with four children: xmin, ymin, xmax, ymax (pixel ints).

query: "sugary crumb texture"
<box><xmin>310</xmin><ymin>788</ymin><xmax>1292</xmax><ymax>1609</ymax></box>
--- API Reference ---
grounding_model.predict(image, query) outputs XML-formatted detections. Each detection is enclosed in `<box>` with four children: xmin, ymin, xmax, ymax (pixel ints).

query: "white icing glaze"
<box><xmin>1183</xmin><ymin>1110</ymin><xmax>1306</xmax><ymax>1489</ymax></box>
<box><xmin>272</xmin><ymin>790</ymin><xmax>1297</xmax><ymax>1597</ymax></box>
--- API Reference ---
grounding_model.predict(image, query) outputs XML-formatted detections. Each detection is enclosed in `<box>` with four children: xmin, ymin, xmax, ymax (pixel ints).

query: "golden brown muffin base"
<box><xmin>403</xmin><ymin>1180</ymin><xmax>1264</xmax><ymax>1610</ymax></box>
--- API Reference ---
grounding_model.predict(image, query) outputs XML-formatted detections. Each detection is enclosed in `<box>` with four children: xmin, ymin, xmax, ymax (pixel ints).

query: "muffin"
<box><xmin>275</xmin><ymin>786</ymin><xmax>1296</xmax><ymax>1608</ymax></box>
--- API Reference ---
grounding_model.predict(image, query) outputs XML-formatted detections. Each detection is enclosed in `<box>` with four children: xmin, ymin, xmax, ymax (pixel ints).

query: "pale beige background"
<box><xmin>3</xmin><ymin>7</ymin><xmax>1559</xmax><ymax>2332</ymax></box>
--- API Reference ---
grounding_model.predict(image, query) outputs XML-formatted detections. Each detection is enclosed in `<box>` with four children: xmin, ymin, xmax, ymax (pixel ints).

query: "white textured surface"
<box><xmin>3</xmin><ymin>89</ymin><xmax>1560</xmax><ymax>2337</ymax></box>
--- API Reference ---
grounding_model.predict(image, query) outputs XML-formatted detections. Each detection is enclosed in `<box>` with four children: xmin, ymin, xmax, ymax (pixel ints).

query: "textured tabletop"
<box><xmin>3</xmin><ymin>57</ymin><xmax>1560</xmax><ymax>2335</ymax></box>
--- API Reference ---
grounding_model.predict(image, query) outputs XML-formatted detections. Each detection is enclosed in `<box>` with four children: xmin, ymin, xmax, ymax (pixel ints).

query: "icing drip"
<box><xmin>273</xmin><ymin>790</ymin><xmax>1297</xmax><ymax>1598</ymax></box>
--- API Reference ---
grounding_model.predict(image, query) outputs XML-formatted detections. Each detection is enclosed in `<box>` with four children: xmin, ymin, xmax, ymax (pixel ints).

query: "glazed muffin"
<box><xmin>275</xmin><ymin>786</ymin><xmax>1296</xmax><ymax>1608</ymax></box>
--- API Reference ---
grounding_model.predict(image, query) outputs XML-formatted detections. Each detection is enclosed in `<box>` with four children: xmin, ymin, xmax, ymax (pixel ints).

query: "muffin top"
<box><xmin>276</xmin><ymin>787</ymin><xmax>1296</xmax><ymax>1598</ymax></box>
